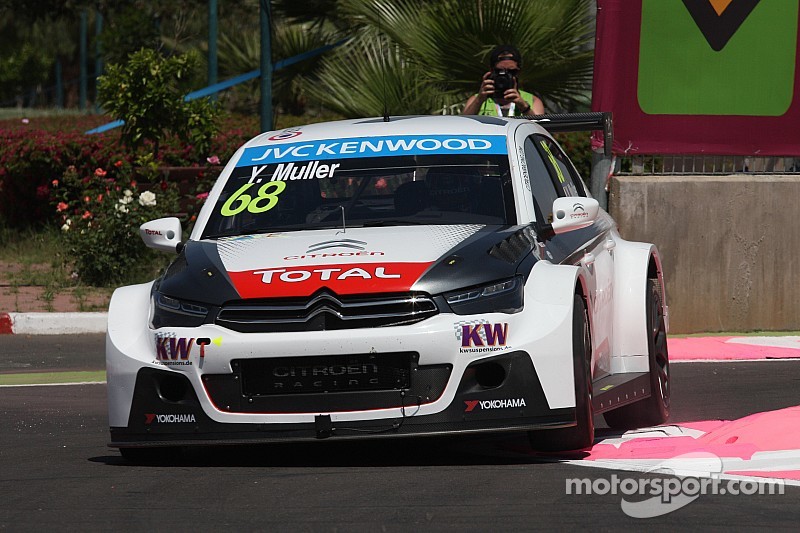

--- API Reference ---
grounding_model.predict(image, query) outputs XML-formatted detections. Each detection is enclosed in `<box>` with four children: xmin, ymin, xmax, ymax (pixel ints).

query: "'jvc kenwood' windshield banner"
<box><xmin>236</xmin><ymin>135</ymin><xmax>507</xmax><ymax>166</ymax></box>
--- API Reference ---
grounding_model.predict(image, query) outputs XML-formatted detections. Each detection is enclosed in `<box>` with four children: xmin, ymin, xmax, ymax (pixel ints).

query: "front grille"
<box><xmin>236</xmin><ymin>352</ymin><xmax>413</xmax><ymax>396</ymax></box>
<box><xmin>202</xmin><ymin>355</ymin><xmax>453</xmax><ymax>413</ymax></box>
<box><xmin>216</xmin><ymin>291</ymin><xmax>438</xmax><ymax>333</ymax></box>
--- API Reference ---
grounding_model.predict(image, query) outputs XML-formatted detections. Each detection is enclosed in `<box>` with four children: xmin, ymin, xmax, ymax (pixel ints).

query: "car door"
<box><xmin>523</xmin><ymin>134</ymin><xmax>615</xmax><ymax>378</ymax></box>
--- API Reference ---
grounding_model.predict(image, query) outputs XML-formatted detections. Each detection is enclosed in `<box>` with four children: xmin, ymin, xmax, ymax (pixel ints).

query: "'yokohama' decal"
<box><xmin>228</xmin><ymin>261</ymin><xmax>432</xmax><ymax>298</ymax></box>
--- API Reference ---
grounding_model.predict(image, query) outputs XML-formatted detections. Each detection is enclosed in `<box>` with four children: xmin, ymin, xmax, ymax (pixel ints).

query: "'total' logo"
<box><xmin>229</xmin><ymin>262</ymin><xmax>431</xmax><ymax>298</ymax></box>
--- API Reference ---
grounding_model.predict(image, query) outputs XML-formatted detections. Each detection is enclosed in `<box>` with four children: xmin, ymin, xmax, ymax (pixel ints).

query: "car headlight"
<box><xmin>151</xmin><ymin>292</ymin><xmax>209</xmax><ymax>328</ymax></box>
<box><xmin>444</xmin><ymin>276</ymin><xmax>523</xmax><ymax>315</ymax></box>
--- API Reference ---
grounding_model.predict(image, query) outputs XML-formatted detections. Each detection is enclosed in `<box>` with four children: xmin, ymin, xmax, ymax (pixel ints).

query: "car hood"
<box><xmin>157</xmin><ymin>224</ymin><xmax>537</xmax><ymax>303</ymax></box>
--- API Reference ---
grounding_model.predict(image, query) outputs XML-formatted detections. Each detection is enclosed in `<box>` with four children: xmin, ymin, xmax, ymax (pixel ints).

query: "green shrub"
<box><xmin>0</xmin><ymin>114</ymin><xmax>255</xmax><ymax>228</ymax></box>
<box><xmin>50</xmin><ymin>155</ymin><xmax>181</xmax><ymax>286</ymax></box>
<box><xmin>98</xmin><ymin>48</ymin><xmax>219</xmax><ymax>159</ymax></box>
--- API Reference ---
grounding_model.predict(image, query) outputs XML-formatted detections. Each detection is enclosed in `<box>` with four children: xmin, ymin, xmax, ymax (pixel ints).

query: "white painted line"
<box><xmin>726</xmin><ymin>336</ymin><xmax>800</xmax><ymax>349</ymax></box>
<box><xmin>563</xmin><ymin>457</ymin><xmax>800</xmax><ymax>487</ymax></box>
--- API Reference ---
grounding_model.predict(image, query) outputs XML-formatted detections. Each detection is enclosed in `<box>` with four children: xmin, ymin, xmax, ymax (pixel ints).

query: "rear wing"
<box><xmin>525</xmin><ymin>112</ymin><xmax>614</xmax><ymax>157</ymax></box>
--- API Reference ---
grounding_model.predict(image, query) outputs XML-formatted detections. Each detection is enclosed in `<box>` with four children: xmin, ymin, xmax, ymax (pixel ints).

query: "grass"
<box><xmin>0</xmin><ymin>371</ymin><xmax>106</xmax><ymax>386</ymax></box>
<box><xmin>0</xmin><ymin>225</ymin><xmax>72</xmax><ymax>287</ymax></box>
<box><xmin>0</xmin><ymin>107</ymin><xmax>85</xmax><ymax>120</ymax></box>
<box><xmin>0</xmin><ymin>224</ymin><xmax>115</xmax><ymax>310</ymax></box>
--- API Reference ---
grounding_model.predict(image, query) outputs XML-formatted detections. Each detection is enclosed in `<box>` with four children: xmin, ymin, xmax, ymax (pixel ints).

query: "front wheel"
<box><xmin>529</xmin><ymin>294</ymin><xmax>594</xmax><ymax>452</ymax></box>
<box><xmin>603</xmin><ymin>278</ymin><xmax>670</xmax><ymax>429</ymax></box>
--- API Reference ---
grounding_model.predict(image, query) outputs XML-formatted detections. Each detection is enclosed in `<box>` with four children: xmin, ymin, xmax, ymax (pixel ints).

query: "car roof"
<box><xmin>243</xmin><ymin>115</ymin><xmax>523</xmax><ymax>148</ymax></box>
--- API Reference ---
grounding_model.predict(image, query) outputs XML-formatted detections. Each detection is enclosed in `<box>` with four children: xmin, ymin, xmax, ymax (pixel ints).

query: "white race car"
<box><xmin>106</xmin><ymin>113</ymin><xmax>670</xmax><ymax>460</ymax></box>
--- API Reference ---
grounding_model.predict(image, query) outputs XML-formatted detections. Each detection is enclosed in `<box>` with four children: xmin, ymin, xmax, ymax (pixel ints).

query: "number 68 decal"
<box><xmin>220</xmin><ymin>181</ymin><xmax>286</xmax><ymax>216</ymax></box>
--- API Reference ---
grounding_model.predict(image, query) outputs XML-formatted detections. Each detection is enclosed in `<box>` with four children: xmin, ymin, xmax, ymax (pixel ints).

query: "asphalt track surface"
<box><xmin>1</xmin><ymin>335</ymin><xmax>799</xmax><ymax>530</ymax></box>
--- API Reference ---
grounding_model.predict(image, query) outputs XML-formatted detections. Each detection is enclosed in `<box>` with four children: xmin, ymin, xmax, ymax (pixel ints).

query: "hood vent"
<box><xmin>163</xmin><ymin>253</ymin><xmax>188</xmax><ymax>280</ymax></box>
<box><xmin>488</xmin><ymin>227</ymin><xmax>535</xmax><ymax>264</ymax></box>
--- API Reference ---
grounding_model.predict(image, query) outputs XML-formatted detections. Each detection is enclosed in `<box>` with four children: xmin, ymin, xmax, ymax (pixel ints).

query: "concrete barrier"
<box><xmin>609</xmin><ymin>175</ymin><xmax>800</xmax><ymax>334</ymax></box>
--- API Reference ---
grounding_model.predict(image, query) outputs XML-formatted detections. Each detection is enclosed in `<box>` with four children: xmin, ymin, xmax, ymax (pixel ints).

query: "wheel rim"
<box><xmin>583</xmin><ymin>310</ymin><xmax>593</xmax><ymax>404</ymax></box>
<box><xmin>650</xmin><ymin>289</ymin><xmax>670</xmax><ymax>409</ymax></box>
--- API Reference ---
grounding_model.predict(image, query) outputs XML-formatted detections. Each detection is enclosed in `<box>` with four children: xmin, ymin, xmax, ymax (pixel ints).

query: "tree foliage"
<box><xmin>2</xmin><ymin>0</ymin><xmax>595</xmax><ymax>121</ymax></box>
<box><xmin>97</xmin><ymin>48</ymin><xmax>218</xmax><ymax>158</ymax></box>
<box><xmin>307</xmin><ymin>0</ymin><xmax>595</xmax><ymax>117</ymax></box>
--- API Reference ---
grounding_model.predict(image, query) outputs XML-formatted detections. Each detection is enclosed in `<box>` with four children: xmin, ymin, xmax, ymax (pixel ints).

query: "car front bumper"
<box><xmin>110</xmin><ymin>350</ymin><xmax>575</xmax><ymax>447</ymax></box>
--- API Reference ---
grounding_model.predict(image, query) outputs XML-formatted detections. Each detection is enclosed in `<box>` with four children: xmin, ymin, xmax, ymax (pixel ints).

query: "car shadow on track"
<box><xmin>89</xmin><ymin>431</ymin><xmax>595</xmax><ymax>468</ymax></box>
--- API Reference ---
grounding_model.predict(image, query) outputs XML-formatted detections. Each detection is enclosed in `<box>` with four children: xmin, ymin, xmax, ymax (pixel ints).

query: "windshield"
<box><xmin>201</xmin><ymin>154</ymin><xmax>515</xmax><ymax>239</ymax></box>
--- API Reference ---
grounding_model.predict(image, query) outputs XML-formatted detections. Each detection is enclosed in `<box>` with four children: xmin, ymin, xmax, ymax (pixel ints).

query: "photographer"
<box><xmin>462</xmin><ymin>45</ymin><xmax>544</xmax><ymax>117</ymax></box>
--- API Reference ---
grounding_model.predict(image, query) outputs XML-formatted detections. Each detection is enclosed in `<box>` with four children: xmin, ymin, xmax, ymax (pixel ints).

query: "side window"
<box><xmin>534</xmin><ymin>135</ymin><xmax>586</xmax><ymax>197</ymax></box>
<box><xmin>523</xmin><ymin>136</ymin><xmax>559</xmax><ymax>223</ymax></box>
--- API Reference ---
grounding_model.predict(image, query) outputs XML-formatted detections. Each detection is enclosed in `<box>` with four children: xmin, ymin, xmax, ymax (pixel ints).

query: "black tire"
<box><xmin>603</xmin><ymin>278</ymin><xmax>670</xmax><ymax>429</ymax></box>
<box><xmin>119</xmin><ymin>446</ymin><xmax>182</xmax><ymax>464</ymax></box>
<box><xmin>529</xmin><ymin>294</ymin><xmax>594</xmax><ymax>452</ymax></box>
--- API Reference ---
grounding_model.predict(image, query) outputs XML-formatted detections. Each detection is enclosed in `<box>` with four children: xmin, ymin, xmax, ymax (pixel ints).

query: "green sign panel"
<box><xmin>638</xmin><ymin>0</ymin><xmax>798</xmax><ymax>115</ymax></box>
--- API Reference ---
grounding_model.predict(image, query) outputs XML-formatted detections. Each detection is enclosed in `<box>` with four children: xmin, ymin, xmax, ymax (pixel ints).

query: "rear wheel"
<box><xmin>603</xmin><ymin>278</ymin><xmax>670</xmax><ymax>429</ymax></box>
<box><xmin>529</xmin><ymin>294</ymin><xmax>594</xmax><ymax>452</ymax></box>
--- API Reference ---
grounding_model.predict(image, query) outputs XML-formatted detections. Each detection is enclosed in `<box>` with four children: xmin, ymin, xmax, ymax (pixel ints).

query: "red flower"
<box><xmin>114</xmin><ymin>160</ymin><xmax>123</xmax><ymax>168</ymax></box>
<box><xmin>160</xmin><ymin>181</ymin><xmax>168</xmax><ymax>191</ymax></box>
<box><xmin>94</xmin><ymin>168</ymin><xmax>107</xmax><ymax>177</ymax></box>
<box><xmin>82</xmin><ymin>210</ymin><xmax>92</xmax><ymax>220</ymax></box>
<box><xmin>96</xmin><ymin>194</ymin><xmax>104</xmax><ymax>202</ymax></box>
<box><xmin>196</xmin><ymin>192</ymin><xmax>209</xmax><ymax>200</ymax></box>
<box><xmin>83</xmin><ymin>196</ymin><xmax>90</xmax><ymax>203</ymax></box>
<box><xmin>52</xmin><ymin>179</ymin><xmax>59</xmax><ymax>187</ymax></box>
<box><xmin>56</xmin><ymin>202</ymin><xmax>68</xmax><ymax>212</ymax></box>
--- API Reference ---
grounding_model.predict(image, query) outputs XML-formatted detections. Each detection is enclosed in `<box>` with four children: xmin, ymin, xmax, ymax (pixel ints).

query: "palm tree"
<box><xmin>305</xmin><ymin>0</ymin><xmax>594</xmax><ymax>117</ymax></box>
<box><xmin>209</xmin><ymin>0</ymin><xmax>342</xmax><ymax>117</ymax></box>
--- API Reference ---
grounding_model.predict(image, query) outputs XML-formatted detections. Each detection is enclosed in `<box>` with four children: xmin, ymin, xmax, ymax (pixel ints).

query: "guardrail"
<box><xmin>618</xmin><ymin>155</ymin><xmax>800</xmax><ymax>175</ymax></box>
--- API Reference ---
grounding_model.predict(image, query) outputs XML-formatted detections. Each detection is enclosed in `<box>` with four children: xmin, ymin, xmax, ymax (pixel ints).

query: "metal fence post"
<box><xmin>208</xmin><ymin>0</ymin><xmax>218</xmax><ymax>101</ymax></box>
<box><xmin>79</xmin><ymin>10</ymin><xmax>88</xmax><ymax>111</ymax></box>
<box><xmin>260</xmin><ymin>0</ymin><xmax>273</xmax><ymax>132</ymax></box>
<box><xmin>590</xmin><ymin>149</ymin><xmax>612</xmax><ymax>211</ymax></box>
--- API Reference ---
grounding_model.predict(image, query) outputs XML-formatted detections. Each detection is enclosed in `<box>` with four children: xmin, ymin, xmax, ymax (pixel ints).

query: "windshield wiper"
<box><xmin>360</xmin><ymin>219</ymin><xmax>428</xmax><ymax>227</ymax></box>
<box><xmin>204</xmin><ymin>225</ymin><xmax>340</xmax><ymax>239</ymax></box>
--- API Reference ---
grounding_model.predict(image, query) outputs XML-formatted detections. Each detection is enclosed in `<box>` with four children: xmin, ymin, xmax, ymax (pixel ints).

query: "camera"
<box><xmin>491</xmin><ymin>69</ymin><xmax>515</xmax><ymax>100</ymax></box>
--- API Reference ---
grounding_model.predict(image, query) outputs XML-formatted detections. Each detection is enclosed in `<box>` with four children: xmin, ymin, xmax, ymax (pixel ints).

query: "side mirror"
<box><xmin>551</xmin><ymin>197</ymin><xmax>600</xmax><ymax>235</ymax></box>
<box><xmin>140</xmin><ymin>217</ymin><xmax>183</xmax><ymax>253</ymax></box>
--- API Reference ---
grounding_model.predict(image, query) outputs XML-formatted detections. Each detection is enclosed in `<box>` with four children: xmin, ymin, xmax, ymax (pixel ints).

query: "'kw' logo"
<box><xmin>156</xmin><ymin>336</ymin><xmax>222</xmax><ymax>360</ymax></box>
<box><xmin>461</xmin><ymin>323</ymin><xmax>508</xmax><ymax>348</ymax></box>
